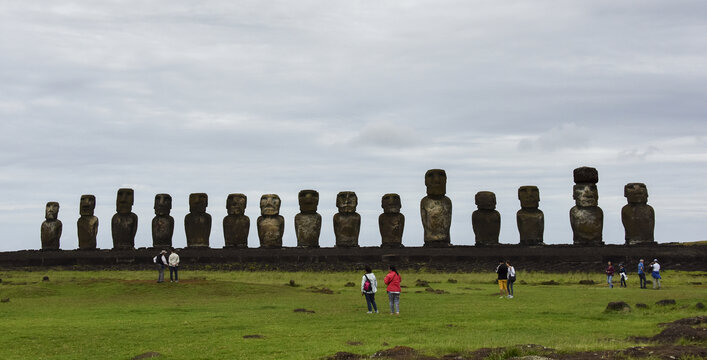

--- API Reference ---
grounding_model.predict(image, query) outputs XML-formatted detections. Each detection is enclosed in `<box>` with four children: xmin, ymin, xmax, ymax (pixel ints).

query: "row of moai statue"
<box><xmin>40</xmin><ymin>167</ymin><xmax>655</xmax><ymax>250</ymax></box>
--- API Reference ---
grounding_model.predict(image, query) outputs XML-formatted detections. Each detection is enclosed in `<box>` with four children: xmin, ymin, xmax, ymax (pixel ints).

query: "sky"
<box><xmin>1</xmin><ymin>1</ymin><xmax>706</xmax><ymax>251</ymax></box>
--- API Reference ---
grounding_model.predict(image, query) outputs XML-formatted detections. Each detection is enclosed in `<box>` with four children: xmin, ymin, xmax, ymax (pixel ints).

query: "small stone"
<box><xmin>42</xmin><ymin>276</ymin><xmax>49</xmax><ymax>281</ymax></box>
<box><xmin>415</xmin><ymin>279</ymin><xmax>430</xmax><ymax>287</ymax></box>
<box><xmin>344</xmin><ymin>282</ymin><xmax>355</xmax><ymax>287</ymax></box>
<box><xmin>1</xmin><ymin>298</ymin><xmax>9</xmax><ymax>303</ymax></box>
<box><xmin>606</xmin><ymin>301</ymin><xmax>631</xmax><ymax>312</ymax></box>
<box><xmin>447</xmin><ymin>278</ymin><xmax>458</xmax><ymax>283</ymax></box>
<box><xmin>635</xmin><ymin>303</ymin><xmax>648</xmax><ymax>309</ymax></box>
<box><xmin>243</xmin><ymin>334</ymin><xmax>264</xmax><ymax>339</ymax></box>
<box><xmin>655</xmin><ymin>299</ymin><xmax>676</xmax><ymax>306</ymax></box>
<box><xmin>695</xmin><ymin>302</ymin><xmax>704</xmax><ymax>309</ymax></box>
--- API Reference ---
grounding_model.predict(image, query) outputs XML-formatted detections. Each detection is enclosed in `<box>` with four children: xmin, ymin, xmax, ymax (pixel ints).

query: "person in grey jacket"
<box><xmin>361</xmin><ymin>266</ymin><xmax>378</xmax><ymax>313</ymax></box>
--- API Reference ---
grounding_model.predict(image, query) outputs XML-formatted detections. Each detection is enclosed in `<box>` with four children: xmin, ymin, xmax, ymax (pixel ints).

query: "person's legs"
<box><xmin>607</xmin><ymin>275</ymin><xmax>613</xmax><ymax>288</ymax></box>
<box><xmin>652</xmin><ymin>276</ymin><xmax>657</xmax><ymax>289</ymax></box>
<box><xmin>174</xmin><ymin>267</ymin><xmax>178</xmax><ymax>282</ymax></box>
<box><xmin>388</xmin><ymin>292</ymin><xmax>395</xmax><ymax>314</ymax></box>
<box><xmin>370</xmin><ymin>293</ymin><xmax>377</xmax><ymax>312</ymax></box>
<box><xmin>657</xmin><ymin>277</ymin><xmax>661</xmax><ymax>289</ymax></box>
<box><xmin>169</xmin><ymin>266</ymin><xmax>175</xmax><ymax>282</ymax></box>
<box><xmin>507</xmin><ymin>279</ymin><xmax>514</xmax><ymax>297</ymax></box>
<box><xmin>392</xmin><ymin>293</ymin><xmax>400</xmax><ymax>314</ymax></box>
<box><xmin>365</xmin><ymin>293</ymin><xmax>373</xmax><ymax>312</ymax></box>
<box><xmin>639</xmin><ymin>273</ymin><xmax>646</xmax><ymax>288</ymax></box>
<box><xmin>620</xmin><ymin>276</ymin><xmax>626</xmax><ymax>287</ymax></box>
<box><xmin>157</xmin><ymin>265</ymin><xmax>165</xmax><ymax>283</ymax></box>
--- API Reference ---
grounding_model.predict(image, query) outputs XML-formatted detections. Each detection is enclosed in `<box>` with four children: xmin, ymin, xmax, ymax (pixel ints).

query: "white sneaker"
<box><xmin>367</xmin><ymin>311</ymin><xmax>372</xmax><ymax>314</ymax></box>
<box><xmin>508</xmin><ymin>295</ymin><xmax>513</xmax><ymax>298</ymax></box>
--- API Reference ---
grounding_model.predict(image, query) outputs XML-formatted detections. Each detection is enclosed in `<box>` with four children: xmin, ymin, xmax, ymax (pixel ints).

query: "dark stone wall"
<box><xmin>0</xmin><ymin>244</ymin><xmax>704</xmax><ymax>272</ymax></box>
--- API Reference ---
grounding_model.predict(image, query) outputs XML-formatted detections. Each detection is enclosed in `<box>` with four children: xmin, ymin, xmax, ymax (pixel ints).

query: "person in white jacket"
<box><xmin>361</xmin><ymin>266</ymin><xmax>378</xmax><ymax>313</ymax></box>
<box><xmin>168</xmin><ymin>249</ymin><xmax>180</xmax><ymax>283</ymax></box>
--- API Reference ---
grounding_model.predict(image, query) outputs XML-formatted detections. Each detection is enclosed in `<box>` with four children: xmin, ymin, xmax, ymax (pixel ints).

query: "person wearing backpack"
<box><xmin>383</xmin><ymin>265</ymin><xmax>401</xmax><ymax>315</ymax></box>
<box><xmin>153</xmin><ymin>250</ymin><xmax>168</xmax><ymax>283</ymax></box>
<box><xmin>361</xmin><ymin>266</ymin><xmax>378</xmax><ymax>314</ymax></box>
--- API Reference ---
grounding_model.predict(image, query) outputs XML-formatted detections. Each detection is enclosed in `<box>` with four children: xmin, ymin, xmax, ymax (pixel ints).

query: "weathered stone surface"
<box><xmin>570</xmin><ymin>168</ymin><xmax>603</xmax><ymax>245</ymax></box>
<box><xmin>257</xmin><ymin>194</ymin><xmax>284</xmax><ymax>248</ymax></box>
<box><xmin>112</xmin><ymin>188</ymin><xmax>138</xmax><ymax>250</ymax></box>
<box><xmin>185</xmin><ymin>193</ymin><xmax>211</xmax><ymax>248</ymax></box>
<box><xmin>295</xmin><ymin>190</ymin><xmax>321</xmax><ymax>248</ymax></box>
<box><xmin>41</xmin><ymin>202</ymin><xmax>62</xmax><ymax>250</ymax></box>
<box><xmin>379</xmin><ymin>193</ymin><xmax>405</xmax><ymax>248</ymax></box>
<box><xmin>77</xmin><ymin>195</ymin><xmax>98</xmax><ymax>250</ymax></box>
<box><xmin>606</xmin><ymin>301</ymin><xmax>631</xmax><ymax>312</ymax></box>
<box><xmin>573</xmin><ymin>166</ymin><xmax>598</xmax><ymax>184</ymax></box>
<box><xmin>151</xmin><ymin>194</ymin><xmax>174</xmax><ymax>248</ymax></box>
<box><xmin>420</xmin><ymin>169</ymin><xmax>452</xmax><ymax>247</ymax></box>
<box><xmin>334</xmin><ymin>191</ymin><xmax>360</xmax><ymax>247</ymax></box>
<box><xmin>622</xmin><ymin>183</ymin><xmax>656</xmax><ymax>245</ymax></box>
<box><xmin>223</xmin><ymin>193</ymin><xmax>249</xmax><ymax>248</ymax></box>
<box><xmin>517</xmin><ymin>186</ymin><xmax>544</xmax><ymax>245</ymax></box>
<box><xmin>472</xmin><ymin>191</ymin><xmax>500</xmax><ymax>245</ymax></box>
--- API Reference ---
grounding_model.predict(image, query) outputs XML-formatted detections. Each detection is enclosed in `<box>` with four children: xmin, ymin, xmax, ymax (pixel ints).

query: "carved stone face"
<box><xmin>573</xmin><ymin>184</ymin><xmax>598</xmax><ymax>207</ymax></box>
<box><xmin>189</xmin><ymin>193</ymin><xmax>208</xmax><ymax>213</ymax></box>
<box><xmin>518</xmin><ymin>186</ymin><xmax>540</xmax><ymax>208</ymax></box>
<box><xmin>381</xmin><ymin>193</ymin><xmax>401</xmax><ymax>214</ymax></box>
<box><xmin>260</xmin><ymin>194</ymin><xmax>281</xmax><ymax>216</ymax></box>
<box><xmin>425</xmin><ymin>169</ymin><xmax>447</xmax><ymax>196</ymax></box>
<box><xmin>116</xmin><ymin>188</ymin><xmax>134</xmax><ymax>214</ymax></box>
<box><xmin>154</xmin><ymin>193</ymin><xmax>172</xmax><ymax>216</ymax></box>
<box><xmin>79</xmin><ymin>195</ymin><xmax>96</xmax><ymax>216</ymax></box>
<box><xmin>624</xmin><ymin>183</ymin><xmax>648</xmax><ymax>204</ymax></box>
<box><xmin>226</xmin><ymin>193</ymin><xmax>247</xmax><ymax>215</ymax></box>
<box><xmin>336</xmin><ymin>191</ymin><xmax>358</xmax><ymax>213</ymax></box>
<box><xmin>475</xmin><ymin>191</ymin><xmax>496</xmax><ymax>210</ymax></box>
<box><xmin>298</xmin><ymin>190</ymin><xmax>319</xmax><ymax>212</ymax></box>
<box><xmin>45</xmin><ymin>202</ymin><xmax>59</xmax><ymax>220</ymax></box>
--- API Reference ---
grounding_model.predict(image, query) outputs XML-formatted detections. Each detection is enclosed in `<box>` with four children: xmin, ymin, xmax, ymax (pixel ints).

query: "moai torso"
<box><xmin>257</xmin><ymin>194</ymin><xmax>284</xmax><ymax>248</ymax></box>
<box><xmin>472</xmin><ymin>191</ymin><xmax>500</xmax><ymax>245</ymax></box>
<box><xmin>112</xmin><ymin>188</ymin><xmax>138</xmax><ymax>250</ymax></box>
<box><xmin>379</xmin><ymin>193</ymin><xmax>405</xmax><ymax>248</ymax></box>
<box><xmin>516</xmin><ymin>186</ymin><xmax>544</xmax><ymax>245</ymax></box>
<box><xmin>41</xmin><ymin>202</ymin><xmax>62</xmax><ymax>250</ymax></box>
<box><xmin>295</xmin><ymin>190</ymin><xmax>321</xmax><ymax>248</ymax></box>
<box><xmin>185</xmin><ymin>193</ymin><xmax>211</xmax><ymax>248</ymax></box>
<box><xmin>334</xmin><ymin>191</ymin><xmax>360</xmax><ymax>247</ymax></box>
<box><xmin>152</xmin><ymin>194</ymin><xmax>174</xmax><ymax>248</ymax></box>
<box><xmin>569</xmin><ymin>167</ymin><xmax>603</xmax><ymax>245</ymax></box>
<box><xmin>77</xmin><ymin>195</ymin><xmax>99</xmax><ymax>250</ymax></box>
<box><xmin>621</xmin><ymin>183</ymin><xmax>655</xmax><ymax>245</ymax></box>
<box><xmin>420</xmin><ymin>169</ymin><xmax>452</xmax><ymax>247</ymax></box>
<box><xmin>223</xmin><ymin>193</ymin><xmax>249</xmax><ymax>248</ymax></box>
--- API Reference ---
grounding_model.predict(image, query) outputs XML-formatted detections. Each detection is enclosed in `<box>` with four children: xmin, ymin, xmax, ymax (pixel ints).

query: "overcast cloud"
<box><xmin>1</xmin><ymin>1</ymin><xmax>706</xmax><ymax>251</ymax></box>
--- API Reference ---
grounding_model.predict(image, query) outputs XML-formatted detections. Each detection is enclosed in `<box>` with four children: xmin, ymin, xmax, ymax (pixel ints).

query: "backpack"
<box><xmin>153</xmin><ymin>255</ymin><xmax>163</xmax><ymax>265</ymax></box>
<box><xmin>363</xmin><ymin>275</ymin><xmax>372</xmax><ymax>292</ymax></box>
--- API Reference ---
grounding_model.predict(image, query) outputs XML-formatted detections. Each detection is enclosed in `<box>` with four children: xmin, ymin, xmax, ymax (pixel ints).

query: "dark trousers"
<box><xmin>169</xmin><ymin>266</ymin><xmax>179</xmax><ymax>281</ymax></box>
<box><xmin>639</xmin><ymin>273</ymin><xmax>647</xmax><ymax>288</ymax></box>
<box><xmin>620</xmin><ymin>276</ymin><xmax>627</xmax><ymax>287</ymax></box>
<box><xmin>157</xmin><ymin>264</ymin><xmax>165</xmax><ymax>282</ymax></box>
<box><xmin>364</xmin><ymin>293</ymin><xmax>377</xmax><ymax>312</ymax></box>
<box><xmin>507</xmin><ymin>277</ymin><xmax>515</xmax><ymax>296</ymax></box>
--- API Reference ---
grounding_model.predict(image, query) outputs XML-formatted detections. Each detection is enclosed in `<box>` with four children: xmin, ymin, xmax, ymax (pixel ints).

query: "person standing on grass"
<box><xmin>153</xmin><ymin>250</ymin><xmax>168</xmax><ymax>283</ymax></box>
<box><xmin>606</xmin><ymin>261</ymin><xmax>614</xmax><ymax>288</ymax></box>
<box><xmin>638</xmin><ymin>259</ymin><xmax>647</xmax><ymax>289</ymax></box>
<box><xmin>619</xmin><ymin>263</ymin><xmax>627</xmax><ymax>288</ymax></box>
<box><xmin>168</xmin><ymin>248</ymin><xmax>180</xmax><ymax>283</ymax></box>
<box><xmin>506</xmin><ymin>260</ymin><xmax>516</xmax><ymax>298</ymax></box>
<box><xmin>495</xmin><ymin>260</ymin><xmax>508</xmax><ymax>298</ymax></box>
<box><xmin>383</xmin><ymin>265</ymin><xmax>401</xmax><ymax>315</ymax></box>
<box><xmin>650</xmin><ymin>259</ymin><xmax>661</xmax><ymax>289</ymax></box>
<box><xmin>361</xmin><ymin>266</ymin><xmax>378</xmax><ymax>314</ymax></box>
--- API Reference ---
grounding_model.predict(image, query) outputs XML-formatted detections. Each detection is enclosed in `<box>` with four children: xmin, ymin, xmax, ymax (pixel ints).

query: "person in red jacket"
<box><xmin>383</xmin><ymin>265</ymin><xmax>401</xmax><ymax>315</ymax></box>
<box><xmin>606</xmin><ymin>261</ymin><xmax>614</xmax><ymax>288</ymax></box>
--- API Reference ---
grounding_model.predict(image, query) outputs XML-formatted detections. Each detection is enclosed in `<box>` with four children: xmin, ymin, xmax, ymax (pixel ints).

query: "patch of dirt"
<box><xmin>132</xmin><ymin>352</ymin><xmax>161</xmax><ymax>359</ymax></box>
<box><xmin>540</xmin><ymin>280</ymin><xmax>559</xmax><ymax>285</ymax></box>
<box><xmin>697</xmin><ymin>302</ymin><xmax>705</xmax><ymax>309</ymax></box>
<box><xmin>635</xmin><ymin>303</ymin><xmax>648</xmax><ymax>309</ymax></box>
<box><xmin>346</xmin><ymin>341</ymin><xmax>363</xmax><ymax>346</ymax></box>
<box><xmin>242</xmin><ymin>334</ymin><xmax>264</xmax><ymax>339</ymax></box>
<box><xmin>415</xmin><ymin>279</ymin><xmax>430</xmax><ymax>287</ymax></box>
<box><xmin>293</xmin><ymin>308</ymin><xmax>315</xmax><ymax>313</ymax></box>
<box><xmin>655</xmin><ymin>299</ymin><xmax>676</xmax><ymax>306</ymax></box>
<box><xmin>307</xmin><ymin>286</ymin><xmax>334</xmax><ymax>294</ymax></box>
<box><xmin>632</xmin><ymin>316</ymin><xmax>707</xmax><ymax>344</ymax></box>
<box><xmin>578</xmin><ymin>280</ymin><xmax>595</xmax><ymax>285</ymax></box>
<box><xmin>1</xmin><ymin>298</ymin><xmax>9</xmax><ymax>303</ymax></box>
<box><xmin>424</xmin><ymin>287</ymin><xmax>448</xmax><ymax>294</ymax></box>
<box><xmin>659</xmin><ymin>316</ymin><xmax>706</xmax><ymax>327</ymax></box>
<box><xmin>326</xmin><ymin>352</ymin><xmax>364</xmax><ymax>360</ymax></box>
<box><xmin>345</xmin><ymin>282</ymin><xmax>356</xmax><ymax>287</ymax></box>
<box><xmin>605</xmin><ymin>301</ymin><xmax>631</xmax><ymax>312</ymax></box>
<box><xmin>447</xmin><ymin>278</ymin><xmax>457</xmax><ymax>283</ymax></box>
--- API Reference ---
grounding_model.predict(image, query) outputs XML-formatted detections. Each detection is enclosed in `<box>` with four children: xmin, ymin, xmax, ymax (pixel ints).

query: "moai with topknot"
<box><xmin>334</xmin><ymin>191</ymin><xmax>361</xmax><ymax>247</ymax></box>
<box><xmin>420</xmin><ymin>169</ymin><xmax>452</xmax><ymax>247</ymax></box>
<box><xmin>622</xmin><ymin>183</ymin><xmax>655</xmax><ymax>245</ymax></box>
<box><xmin>379</xmin><ymin>193</ymin><xmax>405</xmax><ymax>248</ymax></box>
<box><xmin>152</xmin><ymin>194</ymin><xmax>174</xmax><ymax>248</ymax></box>
<box><xmin>77</xmin><ymin>195</ymin><xmax>99</xmax><ymax>250</ymax></box>
<box><xmin>41</xmin><ymin>202</ymin><xmax>62</xmax><ymax>250</ymax></box>
<box><xmin>257</xmin><ymin>194</ymin><xmax>284</xmax><ymax>248</ymax></box>
<box><xmin>570</xmin><ymin>167</ymin><xmax>603</xmax><ymax>245</ymax></box>
<box><xmin>472</xmin><ymin>191</ymin><xmax>501</xmax><ymax>245</ymax></box>
<box><xmin>112</xmin><ymin>188</ymin><xmax>138</xmax><ymax>250</ymax></box>
<box><xmin>185</xmin><ymin>193</ymin><xmax>211</xmax><ymax>248</ymax></box>
<box><xmin>516</xmin><ymin>186</ymin><xmax>544</xmax><ymax>245</ymax></box>
<box><xmin>223</xmin><ymin>193</ymin><xmax>249</xmax><ymax>248</ymax></box>
<box><xmin>295</xmin><ymin>190</ymin><xmax>321</xmax><ymax>248</ymax></box>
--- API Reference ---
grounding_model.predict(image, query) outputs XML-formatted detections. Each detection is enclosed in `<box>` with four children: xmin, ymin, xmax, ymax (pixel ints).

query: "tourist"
<box><xmin>606</xmin><ymin>261</ymin><xmax>614</xmax><ymax>288</ymax></box>
<box><xmin>619</xmin><ymin>263</ymin><xmax>627</xmax><ymax>287</ymax></box>
<box><xmin>361</xmin><ymin>266</ymin><xmax>378</xmax><ymax>314</ymax></box>
<box><xmin>168</xmin><ymin>248</ymin><xmax>180</xmax><ymax>283</ymax></box>
<box><xmin>495</xmin><ymin>260</ymin><xmax>508</xmax><ymax>298</ymax></box>
<box><xmin>650</xmin><ymin>259</ymin><xmax>661</xmax><ymax>289</ymax></box>
<box><xmin>153</xmin><ymin>250</ymin><xmax>168</xmax><ymax>283</ymax></box>
<box><xmin>383</xmin><ymin>265</ymin><xmax>401</xmax><ymax>315</ymax></box>
<box><xmin>506</xmin><ymin>260</ymin><xmax>516</xmax><ymax>299</ymax></box>
<box><xmin>638</xmin><ymin>259</ymin><xmax>647</xmax><ymax>289</ymax></box>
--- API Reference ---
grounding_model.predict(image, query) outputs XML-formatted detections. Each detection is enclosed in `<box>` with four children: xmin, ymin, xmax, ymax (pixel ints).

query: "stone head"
<box><xmin>298</xmin><ymin>190</ymin><xmax>319</xmax><ymax>213</ymax></box>
<box><xmin>425</xmin><ymin>169</ymin><xmax>447</xmax><ymax>196</ymax></box>
<box><xmin>226</xmin><ymin>193</ymin><xmax>247</xmax><ymax>215</ymax></box>
<box><xmin>154</xmin><ymin>193</ymin><xmax>172</xmax><ymax>216</ymax></box>
<box><xmin>79</xmin><ymin>195</ymin><xmax>96</xmax><ymax>216</ymax></box>
<box><xmin>381</xmin><ymin>193</ymin><xmax>401</xmax><ymax>214</ymax></box>
<box><xmin>336</xmin><ymin>191</ymin><xmax>358</xmax><ymax>213</ymax></box>
<box><xmin>45</xmin><ymin>202</ymin><xmax>59</xmax><ymax>220</ymax></box>
<box><xmin>260</xmin><ymin>194</ymin><xmax>281</xmax><ymax>216</ymax></box>
<box><xmin>624</xmin><ymin>183</ymin><xmax>648</xmax><ymax>204</ymax></box>
<box><xmin>518</xmin><ymin>186</ymin><xmax>540</xmax><ymax>208</ymax></box>
<box><xmin>573</xmin><ymin>166</ymin><xmax>598</xmax><ymax>184</ymax></box>
<box><xmin>475</xmin><ymin>191</ymin><xmax>496</xmax><ymax>210</ymax></box>
<box><xmin>116</xmin><ymin>188</ymin><xmax>134</xmax><ymax>214</ymax></box>
<box><xmin>573</xmin><ymin>184</ymin><xmax>598</xmax><ymax>207</ymax></box>
<box><xmin>189</xmin><ymin>193</ymin><xmax>208</xmax><ymax>213</ymax></box>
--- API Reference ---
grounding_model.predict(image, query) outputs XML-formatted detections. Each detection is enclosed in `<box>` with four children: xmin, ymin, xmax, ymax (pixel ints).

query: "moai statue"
<box><xmin>77</xmin><ymin>195</ymin><xmax>98</xmax><ymax>250</ymax></box>
<box><xmin>112</xmin><ymin>188</ymin><xmax>138</xmax><ymax>250</ymax></box>
<box><xmin>41</xmin><ymin>202</ymin><xmax>62</xmax><ymax>250</ymax></box>
<box><xmin>420</xmin><ymin>169</ymin><xmax>452</xmax><ymax>247</ymax></box>
<box><xmin>185</xmin><ymin>193</ymin><xmax>211</xmax><ymax>248</ymax></box>
<box><xmin>570</xmin><ymin>167</ymin><xmax>603</xmax><ymax>245</ymax></box>
<box><xmin>295</xmin><ymin>190</ymin><xmax>321</xmax><ymax>248</ymax></box>
<box><xmin>258</xmin><ymin>194</ymin><xmax>284</xmax><ymax>248</ymax></box>
<box><xmin>516</xmin><ymin>186</ymin><xmax>544</xmax><ymax>245</ymax></box>
<box><xmin>152</xmin><ymin>194</ymin><xmax>174</xmax><ymax>248</ymax></box>
<box><xmin>334</xmin><ymin>191</ymin><xmax>360</xmax><ymax>247</ymax></box>
<box><xmin>622</xmin><ymin>183</ymin><xmax>655</xmax><ymax>245</ymax></box>
<box><xmin>223</xmin><ymin>193</ymin><xmax>249</xmax><ymax>248</ymax></box>
<box><xmin>472</xmin><ymin>191</ymin><xmax>501</xmax><ymax>245</ymax></box>
<box><xmin>379</xmin><ymin>193</ymin><xmax>405</xmax><ymax>248</ymax></box>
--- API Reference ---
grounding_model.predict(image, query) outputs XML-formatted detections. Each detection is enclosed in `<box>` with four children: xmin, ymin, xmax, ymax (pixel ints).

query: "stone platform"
<box><xmin>1</xmin><ymin>244</ymin><xmax>705</xmax><ymax>272</ymax></box>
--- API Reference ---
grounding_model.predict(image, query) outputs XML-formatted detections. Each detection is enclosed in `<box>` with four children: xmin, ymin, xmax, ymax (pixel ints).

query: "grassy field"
<box><xmin>0</xmin><ymin>269</ymin><xmax>704</xmax><ymax>360</ymax></box>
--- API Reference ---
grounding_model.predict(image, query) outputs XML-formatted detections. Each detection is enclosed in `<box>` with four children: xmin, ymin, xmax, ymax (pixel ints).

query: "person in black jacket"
<box><xmin>154</xmin><ymin>250</ymin><xmax>168</xmax><ymax>283</ymax></box>
<box><xmin>495</xmin><ymin>260</ymin><xmax>508</xmax><ymax>298</ymax></box>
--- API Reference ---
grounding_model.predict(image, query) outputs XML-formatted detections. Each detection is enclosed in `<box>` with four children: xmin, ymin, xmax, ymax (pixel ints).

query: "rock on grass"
<box><xmin>606</xmin><ymin>301</ymin><xmax>631</xmax><ymax>312</ymax></box>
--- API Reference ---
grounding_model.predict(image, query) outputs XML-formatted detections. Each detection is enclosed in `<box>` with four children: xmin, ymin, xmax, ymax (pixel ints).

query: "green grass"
<box><xmin>0</xmin><ymin>269</ymin><xmax>704</xmax><ymax>359</ymax></box>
